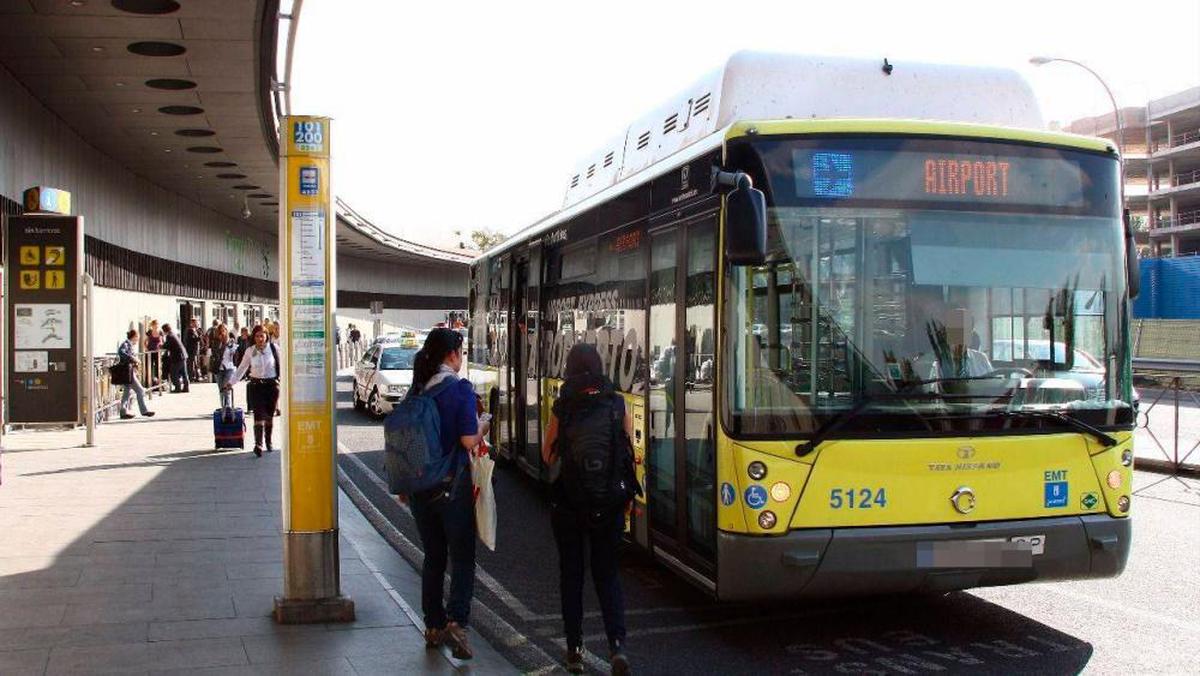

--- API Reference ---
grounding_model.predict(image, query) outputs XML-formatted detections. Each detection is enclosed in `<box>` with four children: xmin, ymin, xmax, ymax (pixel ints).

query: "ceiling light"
<box><xmin>90</xmin><ymin>46</ymin><xmax>104</xmax><ymax>53</ymax></box>
<box><xmin>112</xmin><ymin>0</ymin><xmax>180</xmax><ymax>14</ymax></box>
<box><xmin>159</xmin><ymin>105</ymin><xmax>204</xmax><ymax>116</ymax></box>
<box><xmin>131</xmin><ymin>108</ymin><xmax>142</xmax><ymax>113</ymax></box>
<box><xmin>69</xmin><ymin>0</ymin><xmax>87</xmax><ymax>6</ymax></box>
<box><xmin>149</xmin><ymin>131</ymin><xmax>159</xmax><ymax>136</ymax></box>
<box><xmin>163</xmin><ymin>148</ymin><xmax>172</xmax><ymax>153</ymax></box>
<box><xmin>127</xmin><ymin>41</ymin><xmax>186</xmax><ymax>57</ymax></box>
<box><xmin>115</xmin><ymin>81</ymin><xmax>126</xmax><ymax>87</ymax></box>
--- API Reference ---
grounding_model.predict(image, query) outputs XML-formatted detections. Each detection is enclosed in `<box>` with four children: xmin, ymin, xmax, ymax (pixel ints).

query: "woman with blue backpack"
<box><xmin>542</xmin><ymin>343</ymin><xmax>638</xmax><ymax>675</ymax></box>
<box><xmin>402</xmin><ymin>328</ymin><xmax>487</xmax><ymax>660</ymax></box>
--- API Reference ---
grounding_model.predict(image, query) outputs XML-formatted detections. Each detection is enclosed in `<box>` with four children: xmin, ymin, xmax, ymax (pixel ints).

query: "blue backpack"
<box><xmin>382</xmin><ymin>377</ymin><xmax>457</xmax><ymax>495</ymax></box>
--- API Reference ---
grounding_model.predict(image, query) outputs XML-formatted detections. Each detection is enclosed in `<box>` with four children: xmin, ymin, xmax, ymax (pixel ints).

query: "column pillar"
<box><xmin>273</xmin><ymin>115</ymin><xmax>354</xmax><ymax>624</ymax></box>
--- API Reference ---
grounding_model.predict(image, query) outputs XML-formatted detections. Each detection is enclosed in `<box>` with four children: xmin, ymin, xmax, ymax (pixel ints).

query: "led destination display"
<box><xmin>794</xmin><ymin>147</ymin><xmax>1088</xmax><ymax>208</ymax></box>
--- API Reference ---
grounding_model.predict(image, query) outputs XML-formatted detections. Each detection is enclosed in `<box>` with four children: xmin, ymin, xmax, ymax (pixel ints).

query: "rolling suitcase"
<box><xmin>214</xmin><ymin>389</ymin><xmax>246</xmax><ymax>449</ymax></box>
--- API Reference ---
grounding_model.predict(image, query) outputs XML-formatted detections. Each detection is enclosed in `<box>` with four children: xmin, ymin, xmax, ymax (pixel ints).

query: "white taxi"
<box><xmin>352</xmin><ymin>342</ymin><xmax>420</xmax><ymax>418</ymax></box>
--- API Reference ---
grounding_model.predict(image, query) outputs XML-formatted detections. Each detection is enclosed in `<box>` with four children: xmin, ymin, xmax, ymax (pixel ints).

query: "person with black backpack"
<box><xmin>397</xmin><ymin>328</ymin><xmax>487</xmax><ymax>660</ymax></box>
<box><xmin>543</xmin><ymin>343</ymin><xmax>639</xmax><ymax>675</ymax></box>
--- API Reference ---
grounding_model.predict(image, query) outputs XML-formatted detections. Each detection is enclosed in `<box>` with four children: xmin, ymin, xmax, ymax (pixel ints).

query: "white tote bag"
<box><xmin>471</xmin><ymin>443</ymin><xmax>497</xmax><ymax>551</ymax></box>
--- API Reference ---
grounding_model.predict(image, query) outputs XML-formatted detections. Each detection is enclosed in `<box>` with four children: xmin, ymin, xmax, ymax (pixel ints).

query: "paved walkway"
<box><xmin>0</xmin><ymin>382</ymin><xmax>515</xmax><ymax>675</ymax></box>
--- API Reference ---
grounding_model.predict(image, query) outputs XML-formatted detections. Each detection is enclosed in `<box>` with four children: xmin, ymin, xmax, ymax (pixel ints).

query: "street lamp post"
<box><xmin>1032</xmin><ymin>55</ymin><xmax>1141</xmax><ymax>295</ymax></box>
<box><xmin>1029</xmin><ymin>56</ymin><xmax>1124</xmax><ymax>205</ymax></box>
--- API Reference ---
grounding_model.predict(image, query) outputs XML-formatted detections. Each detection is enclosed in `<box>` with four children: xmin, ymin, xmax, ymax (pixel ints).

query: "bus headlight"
<box><xmin>1107</xmin><ymin>470</ymin><xmax>1122</xmax><ymax>489</ymax></box>
<box><xmin>758</xmin><ymin>511</ymin><xmax>777</xmax><ymax>529</ymax></box>
<box><xmin>770</xmin><ymin>482</ymin><xmax>791</xmax><ymax>502</ymax></box>
<box><xmin>747</xmin><ymin>461</ymin><xmax>768</xmax><ymax>481</ymax></box>
<box><xmin>1121</xmin><ymin>449</ymin><xmax>1133</xmax><ymax>467</ymax></box>
<box><xmin>1117</xmin><ymin>495</ymin><xmax>1130</xmax><ymax>513</ymax></box>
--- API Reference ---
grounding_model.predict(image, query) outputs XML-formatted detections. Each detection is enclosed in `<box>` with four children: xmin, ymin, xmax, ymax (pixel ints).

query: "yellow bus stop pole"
<box><xmin>274</xmin><ymin>115</ymin><xmax>354</xmax><ymax>623</ymax></box>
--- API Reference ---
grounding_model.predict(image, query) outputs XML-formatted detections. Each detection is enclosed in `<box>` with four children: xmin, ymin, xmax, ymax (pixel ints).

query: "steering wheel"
<box><xmin>985</xmin><ymin>366</ymin><xmax>1035</xmax><ymax>379</ymax></box>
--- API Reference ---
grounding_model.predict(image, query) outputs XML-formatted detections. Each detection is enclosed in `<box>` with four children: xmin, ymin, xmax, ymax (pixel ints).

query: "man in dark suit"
<box><xmin>162</xmin><ymin>324</ymin><xmax>190</xmax><ymax>393</ymax></box>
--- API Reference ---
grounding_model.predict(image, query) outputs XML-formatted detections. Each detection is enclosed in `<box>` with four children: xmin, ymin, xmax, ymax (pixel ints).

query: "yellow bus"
<box><xmin>468</xmin><ymin>53</ymin><xmax>1137</xmax><ymax>599</ymax></box>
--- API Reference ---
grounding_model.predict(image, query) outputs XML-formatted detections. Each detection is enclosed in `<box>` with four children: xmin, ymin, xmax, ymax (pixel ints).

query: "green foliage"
<box><xmin>470</xmin><ymin>229</ymin><xmax>507</xmax><ymax>252</ymax></box>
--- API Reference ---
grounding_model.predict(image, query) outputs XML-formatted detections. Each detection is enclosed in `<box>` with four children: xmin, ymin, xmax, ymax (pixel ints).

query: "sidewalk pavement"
<box><xmin>0</xmin><ymin>382</ymin><xmax>515</xmax><ymax>675</ymax></box>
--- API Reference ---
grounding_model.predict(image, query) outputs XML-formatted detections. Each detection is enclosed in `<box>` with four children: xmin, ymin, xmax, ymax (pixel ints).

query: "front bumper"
<box><xmin>716</xmin><ymin>515</ymin><xmax>1130</xmax><ymax>601</ymax></box>
<box><xmin>378</xmin><ymin>393</ymin><xmax>403</xmax><ymax>413</ymax></box>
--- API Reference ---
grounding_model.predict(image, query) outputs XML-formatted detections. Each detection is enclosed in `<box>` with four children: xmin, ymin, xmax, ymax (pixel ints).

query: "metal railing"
<box><xmin>1133</xmin><ymin>357</ymin><xmax>1200</xmax><ymax>475</ymax></box>
<box><xmin>1171</xmin><ymin>128</ymin><xmax>1200</xmax><ymax>148</ymax></box>
<box><xmin>1153</xmin><ymin>209</ymin><xmax>1200</xmax><ymax>229</ymax></box>
<box><xmin>336</xmin><ymin>341</ymin><xmax>366</xmax><ymax>371</ymax></box>
<box><xmin>90</xmin><ymin>350</ymin><xmax>166</xmax><ymax>424</ymax></box>
<box><xmin>1171</xmin><ymin>169</ymin><xmax>1200</xmax><ymax>187</ymax></box>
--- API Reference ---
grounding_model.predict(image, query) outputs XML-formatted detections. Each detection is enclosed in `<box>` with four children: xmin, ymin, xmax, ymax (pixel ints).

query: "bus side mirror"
<box><xmin>721</xmin><ymin>172</ymin><xmax>767</xmax><ymax>265</ymax></box>
<box><xmin>1124</xmin><ymin>210</ymin><xmax>1140</xmax><ymax>299</ymax></box>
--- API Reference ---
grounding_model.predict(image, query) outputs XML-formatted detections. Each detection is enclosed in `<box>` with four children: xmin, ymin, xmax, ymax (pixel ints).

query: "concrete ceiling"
<box><xmin>0</xmin><ymin>0</ymin><xmax>279</xmax><ymax>232</ymax></box>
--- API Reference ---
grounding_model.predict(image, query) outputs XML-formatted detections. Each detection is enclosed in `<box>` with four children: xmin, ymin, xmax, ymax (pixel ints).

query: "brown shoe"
<box><xmin>423</xmin><ymin>626</ymin><xmax>443</xmax><ymax>649</ymax></box>
<box><xmin>565</xmin><ymin>647</ymin><xmax>584</xmax><ymax>673</ymax></box>
<box><xmin>444</xmin><ymin>622</ymin><xmax>472</xmax><ymax>660</ymax></box>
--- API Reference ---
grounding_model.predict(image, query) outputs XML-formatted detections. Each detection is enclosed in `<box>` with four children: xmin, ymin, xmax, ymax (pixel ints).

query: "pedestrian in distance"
<box><xmin>227</xmin><ymin>325</ymin><xmax>280</xmax><ymax>457</ymax></box>
<box><xmin>349</xmin><ymin>324</ymin><xmax>362</xmax><ymax>344</ymax></box>
<box><xmin>184</xmin><ymin>317</ymin><xmax>202</xmax><ymax>382</ymax></box>
<box><xmin>162</xmin><ymin>323</ymin><xmax>190</xmax><ymax>393</ymax></box>
<box><xmin>211</xmin><ymin>324</ymin><xmax>238</xmax><ymax>409</ymax></box>
<box><xmin>117</xmin><ymin>329</ymin><xmax>155</xmax><ymax>419</ymax></box>
<box><xmin>543</xmin><ymin>343</ymin><xmax>639</xmax><ymax>675</ymax></box>
<box><xmin>145</xmin><ymin>320</ymin><xmax>163</xmax><ymax>386</ymax></box>
<box><xmin>235</xmin><ymin>326</ymin><xmax>251</xmax><ymax>366</ymax></box>
<box><xmin>400</xmin><ymin>328</ymin><xmax>488</xmax><ymax>660</ymax></box>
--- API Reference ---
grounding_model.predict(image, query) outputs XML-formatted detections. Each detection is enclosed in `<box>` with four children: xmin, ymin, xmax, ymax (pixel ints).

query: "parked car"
<box><xmin>352</xmin><ymin>343</ymin><xmax>419</xmax><ymax>417</ymax></box>
<box><xmin>990</xmin><ymin>339</ymin><xmax>1106</xmax><ymax>399</ymax></box>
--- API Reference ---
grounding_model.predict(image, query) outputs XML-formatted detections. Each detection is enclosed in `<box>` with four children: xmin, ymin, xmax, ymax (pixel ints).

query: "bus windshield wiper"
<box><xmin>796</xmin><ymin>397</ymin><xmax>875</xmax><ymax>457</ymax></box>
<box><xmin>1000</xmin><ymin>409</ymin><xmax>1117</xmax><ymax>447</ymax></box>
<box><xmin>795</xmin><ymin>391</ymin><xmax>1022</xmax><ymax>457</ymax></box>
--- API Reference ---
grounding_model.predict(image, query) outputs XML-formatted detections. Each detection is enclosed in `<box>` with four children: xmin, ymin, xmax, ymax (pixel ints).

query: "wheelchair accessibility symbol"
<box><xmin>744</xmin><ymin>485</ymin><xmax>767</xmax><ymax>510</ymax></box>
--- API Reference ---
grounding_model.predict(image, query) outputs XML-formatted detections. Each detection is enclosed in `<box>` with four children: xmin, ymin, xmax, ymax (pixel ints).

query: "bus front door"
<box><xmin>646</xmin><ymin>215</ymin><xmax>718</xmax><ymax>582</ymax></box>
<box><xmin>508</xmin><ymin>255</ymin><xmax>536</xmax><ymax>476</ymax></box>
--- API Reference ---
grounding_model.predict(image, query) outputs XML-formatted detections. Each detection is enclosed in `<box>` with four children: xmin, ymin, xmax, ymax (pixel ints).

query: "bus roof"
<box><xmin>560</xmin><ymin>52</ymin><xmax>1044</xmax><ymax>209</ymax></box>
<box><xmin>481</xmin><ymin>52</ymin><xmax>1078</xmax><ymax>262</ymax></box>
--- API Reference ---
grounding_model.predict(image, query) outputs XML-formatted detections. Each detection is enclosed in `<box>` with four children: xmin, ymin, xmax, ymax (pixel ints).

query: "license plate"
<box><xmin>917</xmin><ymin>536</ymin><xmax>1041</xmax><ymax>569</ymax></box>
<box><xmin>1009</xmin><ymin>534</ymin><xmax>1046</xmax><ymax>555</ymax></box>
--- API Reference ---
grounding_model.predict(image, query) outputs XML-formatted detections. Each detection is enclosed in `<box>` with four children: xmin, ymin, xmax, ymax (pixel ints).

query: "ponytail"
<box><xmin>414</xmin><ymin>327</ymin><xmax>464</xmax><ymax>387</ymax></box>
<box><xmin>412</xmin><ymin>348</ymin><xmax>437</xmax><ymax>386</ymax></box>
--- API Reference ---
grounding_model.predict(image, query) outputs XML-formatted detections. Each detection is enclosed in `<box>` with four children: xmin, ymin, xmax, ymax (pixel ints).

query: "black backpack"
<box><xmin>558</xmin><ymin>392</ymin><xmax>639</xmax><ymax>515</ymax></box>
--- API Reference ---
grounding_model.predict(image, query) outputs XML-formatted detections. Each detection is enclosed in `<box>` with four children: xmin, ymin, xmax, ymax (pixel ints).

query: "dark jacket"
<box><xmin>164</xmin><ymin>332</ymin><xmax>188</xmax><ymax>364</ymax></box>
<box><xmin>183</xmin><ymin>327</ymin><xmax>201</xmax><ymax>354</ymax></box>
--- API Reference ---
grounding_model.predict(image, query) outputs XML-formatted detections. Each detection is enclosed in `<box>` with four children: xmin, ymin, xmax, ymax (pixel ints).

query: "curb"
<box><xmin>337</xmin><ymin>462</ymin><xmax>563</xmax><ymax>674</ymax></box>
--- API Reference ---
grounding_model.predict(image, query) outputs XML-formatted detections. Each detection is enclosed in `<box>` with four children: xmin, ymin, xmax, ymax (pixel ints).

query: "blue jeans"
<box><xmin>410</xmin><ymin>469</ymin><xmax>475</xmax><ymax>629</ymax></box>
<box><xmin>551</xmin><ymin>505</ymin><xmax>626</xmax><ymax>652</ymax></box>
<box><xmin>121</xmin><ymin>375</ymin><xmax>149</xmax><ymax>415</ymax></box>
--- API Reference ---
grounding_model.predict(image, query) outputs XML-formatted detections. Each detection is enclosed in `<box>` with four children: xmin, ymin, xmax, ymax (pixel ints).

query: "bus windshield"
<box><xmin>723</xmin><ymin>136</ymin><xmax>1133</xmax><ymax>438</ymax></box>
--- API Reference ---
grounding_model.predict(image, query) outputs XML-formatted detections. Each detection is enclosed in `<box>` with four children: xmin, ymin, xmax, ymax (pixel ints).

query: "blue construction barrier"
<box><xmin>1132</xmin><ymin>257</ymin><xmax>1200</xmax><ymax>319</ymax></box>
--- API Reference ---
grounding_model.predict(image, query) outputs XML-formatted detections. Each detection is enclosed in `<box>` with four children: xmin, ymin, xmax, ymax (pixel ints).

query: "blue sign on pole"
<box><xmin>299</xmin><ymin>166</ymin><xmax>319</xmax><ymax>196</ymax></box>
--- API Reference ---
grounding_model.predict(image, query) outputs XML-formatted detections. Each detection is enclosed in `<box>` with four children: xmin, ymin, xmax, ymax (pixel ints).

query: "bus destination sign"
<box><xmin>794</xmin><ymin>148</ymin><xmax>1087</xmax><ymax>208</ymax></box>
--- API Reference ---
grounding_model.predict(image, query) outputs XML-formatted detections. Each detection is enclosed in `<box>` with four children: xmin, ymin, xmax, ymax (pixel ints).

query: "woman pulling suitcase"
<box><xmin>226</xmin><ymin>325</ymin><xmax>280</xmax><ymax>457</ymax></box>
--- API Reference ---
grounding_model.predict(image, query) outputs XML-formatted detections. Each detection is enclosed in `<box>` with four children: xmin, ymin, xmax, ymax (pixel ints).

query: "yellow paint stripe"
<box><xmin>727</xmin><ymin>119</ymin><xmax>1115</xmax><ymax>154</ymax></box>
